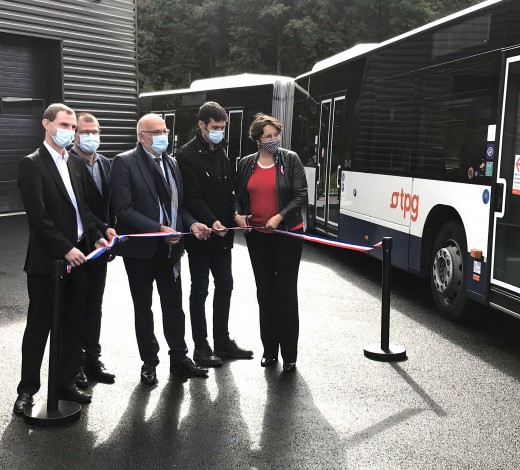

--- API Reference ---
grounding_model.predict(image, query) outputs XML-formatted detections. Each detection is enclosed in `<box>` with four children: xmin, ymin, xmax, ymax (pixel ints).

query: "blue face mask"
<box><xmin>79</xmin><ymin>133</ymin><xmax>100</xmax><ymax>154</ymax></box>
<box><xmin>149</xmin><ymin>135</ymin><xmax>169</xmax><ymax>154</ymax></box>
<box><xmin>206</xmin><ymin>127</ymin><xmax>224</xmax><ymax>144</ymax></box>
<box><xmin>49</xmin><ymin>123</ymin><xmax>75</xmax><ymax>148</ymax></box>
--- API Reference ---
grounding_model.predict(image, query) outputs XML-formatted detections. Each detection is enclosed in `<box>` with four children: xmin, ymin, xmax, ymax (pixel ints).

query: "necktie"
<box><xmin>154</xmin><ymin>157</ymin><xmax>170</xmax><ymax>186</ymax></box>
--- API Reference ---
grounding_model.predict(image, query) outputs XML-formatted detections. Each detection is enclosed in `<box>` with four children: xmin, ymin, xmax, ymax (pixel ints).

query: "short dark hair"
<box><xmin>76</xmin><ymin>112</ymin><xmax>98</xmax><ymax>124</ymax></box>
<box><xmin>43</xmin><ymin>103</ymin><xmax>75</xmax><ymax>122</ymax></box>
<box><xmin>198</xmin><ymin>101</ymin><xmax>227</xmax><ymax>124</ymax></box>
<box><xmin>248</xmin><ymin>113</ymin><xmax>282</xmax><ymax>141</ymax></box>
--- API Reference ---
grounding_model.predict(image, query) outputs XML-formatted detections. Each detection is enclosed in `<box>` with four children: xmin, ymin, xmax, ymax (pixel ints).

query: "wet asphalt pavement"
<box><xmin>1</xmin><ymin>213</ymin><xmax>520</xmax><ymax>469</ymax></box>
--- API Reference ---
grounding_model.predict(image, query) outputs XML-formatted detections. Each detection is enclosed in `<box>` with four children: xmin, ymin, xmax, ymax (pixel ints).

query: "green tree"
<box><xmin>137</xmin><ymin>0</ymin><xmax>482</xmax><ymax>91</ymax></box>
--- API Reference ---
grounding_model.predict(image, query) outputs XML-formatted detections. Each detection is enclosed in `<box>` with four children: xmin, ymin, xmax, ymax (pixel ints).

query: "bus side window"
<box><xmin>418</xmin><ymin>62</ymin><xmax>498</xmax><ymax>183</ymax></box>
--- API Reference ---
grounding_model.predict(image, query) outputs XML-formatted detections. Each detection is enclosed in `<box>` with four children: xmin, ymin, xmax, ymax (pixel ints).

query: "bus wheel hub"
<box><xmin>432</xmin><ymin>246</ymin><xmax>462</xmax><ymax>299</ymax></box>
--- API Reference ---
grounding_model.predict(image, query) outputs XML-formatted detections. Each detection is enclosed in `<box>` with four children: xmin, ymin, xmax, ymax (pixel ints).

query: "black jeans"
<box><xmin>245</xmin><ymin>230</ymin><xmax>302</xmax><ymax>363</ymax></box>
<box><xmin>187</xmin><ymin>249</ymin><xmax>233</xmax><ymax>349</ymax></box>
<box><xmin>83</xmin><ymin>254</ymin><xmax>108</xmax><ymax>360</ymax></box>
<box><xmin>123</xmin><ymin>243</ymin><xmax>188</xmax><ymax>365</ymax></box>
<box><xmin>18</xmin><ymin>265</ymin><xmax>87</xmax><ymax>395</ymax></box>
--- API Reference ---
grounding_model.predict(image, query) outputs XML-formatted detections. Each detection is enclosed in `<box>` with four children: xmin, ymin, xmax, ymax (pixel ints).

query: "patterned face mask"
<box><xmin>259</xmin><ymin>139</ymin><xmax>280</xmax><ymax>154</ymax></box>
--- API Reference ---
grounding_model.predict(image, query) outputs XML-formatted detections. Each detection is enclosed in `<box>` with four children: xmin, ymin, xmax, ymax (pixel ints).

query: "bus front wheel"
<box><xmin>430</xmin><ymin>221</ymin><xmax>469</xmax><ymax>321</ymax></box>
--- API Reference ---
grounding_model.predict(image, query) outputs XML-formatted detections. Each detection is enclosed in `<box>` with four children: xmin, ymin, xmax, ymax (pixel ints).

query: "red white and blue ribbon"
<box><xmin>70</xmin><ymin>226</ymin><xmax>379</xmax><ymax>270</ymax></box>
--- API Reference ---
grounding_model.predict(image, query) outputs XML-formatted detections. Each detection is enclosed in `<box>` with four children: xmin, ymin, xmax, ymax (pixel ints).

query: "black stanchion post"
<box><xmin>24</xmin><ymin>260</ymin><xmax>82</xmax><ymax>426</ymax></box>
<box><xmin>364</xmin><ymin>237</ymin><xmax>407</xmax><ymax>361</ymax></box>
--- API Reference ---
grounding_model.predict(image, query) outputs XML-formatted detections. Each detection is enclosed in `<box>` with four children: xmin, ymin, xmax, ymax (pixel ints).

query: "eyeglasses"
<box><xmin>141</xmin><ymin>129</ymin><xmax>170</xmax><ymax>136</ymax></box>
<box><xmin>260</xmin><ymin>132</ymin><xmax>281</xmax><ymax>141</ymax></box>
<box><xmin>76</xmin><ymin>130</ymin><xmax>100</xmax><ymax>136</ymax></box>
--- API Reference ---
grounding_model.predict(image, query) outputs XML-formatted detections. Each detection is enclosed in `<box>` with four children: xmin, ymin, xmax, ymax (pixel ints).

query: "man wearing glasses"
<box><xmin>110</xmin><ymin>114</ymin><xmax>211</xmax><ymax>385</ymax></box>
<box><xmin>69</xmin><ymin>112</ymin><xmax>116</xmax><ymax>388</ymax></box>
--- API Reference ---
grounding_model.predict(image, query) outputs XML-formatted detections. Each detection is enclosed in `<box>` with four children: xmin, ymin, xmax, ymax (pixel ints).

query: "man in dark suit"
<box><xmin>69</xmin><ymin>112</ymin><xmax>116</xmax><ymax>386</ymax></box>
<box><xmin>110</xmin><ymin>114</ymin><xmax>211</xmax><ymax>385</ymax></box>
<box><xmin>14</xmin><ymin>103</ymin><xmax>109</xmax><ymax>415</ymax></box>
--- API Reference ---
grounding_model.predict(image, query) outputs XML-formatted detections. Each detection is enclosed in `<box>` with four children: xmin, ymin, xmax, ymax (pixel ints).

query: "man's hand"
<box><xmin>160</xmin><ymin>225</ymin><xmax>182</xmax><ymax>245</ymax></box>
<box><xmin>95</xmin><ymin>238</ymin><xmax>109</xmax><ymax>248</ymax></box>
<box><xmin>192</xmin><ymin>222</ymin><xmax>211</xmax><ymax>240</ymax></box>
<box><xmin>65</xmin><ymin>247</ymin><xmax>87</xmax><ymax>267</ymax></box>
<box><xmin>212</xmin><ymin>220</ymin><xmax>227</xmax><ymax>237</ymax></box>
<box><xmin>234</xmin><ymin>214</ymin><xmax>251</xmax><ymax>232</ymax></box>
<box><xmin>105</xmin><ymin>227</ymin><xmax>118</xmax><ymax>241</ymax></box>
<box><xmin>265</xmin><ymin>214</ymin><xmax>283</xmax><ymax>231</ymax></box>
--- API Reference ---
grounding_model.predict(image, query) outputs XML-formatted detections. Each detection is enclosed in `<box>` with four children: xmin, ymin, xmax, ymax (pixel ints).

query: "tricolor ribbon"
<box><xmin>68</xmin><ymin>226</ymin><xmax>379</xmax><ymax>270</ymax></box>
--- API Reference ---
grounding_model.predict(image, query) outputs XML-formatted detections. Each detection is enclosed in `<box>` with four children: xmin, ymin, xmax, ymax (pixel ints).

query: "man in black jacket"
<box><xmin>70</xmin><ymin>112</ymin><xmax>116</xmax><ymax>387</ymax></box>
<box><xmin>14</xmin><ymin>103</ymin><xmax>109</xmax><ymax>415</ymax></box>
<box><xmin>177</xmin><ymin>102</ymin><xmax>252</xmax><ymax>367</ymax></box>
<box><xmin>110</xmin><ymin>114</ymin><xmax>210</xmax><ymax>385</ymax></box>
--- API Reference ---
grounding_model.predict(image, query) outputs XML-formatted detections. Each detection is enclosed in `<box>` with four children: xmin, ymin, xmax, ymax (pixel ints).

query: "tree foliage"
<box><xmin>137</xmin><ymin>0</ymin><xmax>481</xmax><ymax>92</ymax></box>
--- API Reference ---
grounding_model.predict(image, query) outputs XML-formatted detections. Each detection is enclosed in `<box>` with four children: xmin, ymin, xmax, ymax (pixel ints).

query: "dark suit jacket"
<box><xmin>110</xmin><ymin>143</ymin><xmax>196</xmax><ymax>260</ymax></box>
<box><xmin>18</xmin><ymin>144</ymin><xmax>103</xmax><ymax>275</ymax></box>
<box><xmin>69</xmin><ymin>148</ymin><xmax>113</xmax><ymax>233</ymax></box>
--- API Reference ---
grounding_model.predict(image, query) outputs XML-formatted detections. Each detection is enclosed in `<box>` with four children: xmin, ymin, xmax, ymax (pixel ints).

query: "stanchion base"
<box><xmin>364</xmin><ymin>343</ymin><xmax>407</xmax><ymax>362</ymax></box>
<box><xmin>24</xmin><ymin>400</ymin><xmax>81</xmax><ymax>427</ymax></box>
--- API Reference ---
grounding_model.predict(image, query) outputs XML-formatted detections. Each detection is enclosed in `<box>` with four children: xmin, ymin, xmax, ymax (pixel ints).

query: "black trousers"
<box><xmin>123</xmin><ymin>243</ymin><xmax>188</xmax><ymax>365</ymax></box>
<box><xmin>17</xmin><ymin>264</ymin><xmax>87</xmax><ymax>395</ymax></box>
<box><xmin>245</xmin><ymin>230</ymin><xmax>302</xmax><ymax>363</ymax></box>
<box><xmin>187</xmin><ymin>249</ymin><xmax>233</xmax><ymax>349</ymax></box>
<box><xmin>83</xmin><ymin>254</ymin><xmax>108</xmax><ymax>360</ymax></box>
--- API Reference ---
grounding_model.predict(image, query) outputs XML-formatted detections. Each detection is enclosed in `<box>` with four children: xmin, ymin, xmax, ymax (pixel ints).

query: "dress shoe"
<box><xmin>283</xmin><ymin>362</ymin><xmax>296</xmax><ymax>373</ymax></box>
<box><xmin>214</xmin><ymin>339</ymin><xmax>253</xmax><ymax>359</ymax></box>
<box><xmin>60</xmin><ymin>384</ymin><xmax>92</xmax><ymax>403</ymax></box>
<box><xmin>85</xmin><ymin>358</ymin><xmax>116</xmax><ymax>384</ymax></box>
<box><xmin>194</xmin><ymin>344</ymin><xmax>223</xmax><ymax>367</ymax></box>
<box><xmin>141</xmin><ymin>363</ymin><xmax>158</xmax><ymax>385</ymax></box>
<box><xmin>13</xmin><ymin>393</ymin><xmax>34</xmax><ymax>415</ymax></box>
<box><xmin>261</xmin><ymin>357</ymin><xmax>278</xmax><ymax>367</ymax></box>
<box><xmin>170</xmin><ymin>357</ymin><xmax>208</xmax><ymax>377</ymax></box>
<box><xmin>75</xmin><ymin>367</ymin><xmax>89</xmax><ymax>389</ymax></box>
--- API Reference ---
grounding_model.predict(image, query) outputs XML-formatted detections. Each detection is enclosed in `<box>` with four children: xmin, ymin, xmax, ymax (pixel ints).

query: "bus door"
<box><xmin>490</xmin><ymin>54</ymin><xmax>520</xmax><ymax>316</ymax></box>
<box><xmin>227</xmin><ymin>109</ymin><xmax>243</xmax><ymax>177</ymax></box>
<box><xmin>315</xmin><ymin>95</ymin><xmax>346</xmax><ymax>236</ymax></box>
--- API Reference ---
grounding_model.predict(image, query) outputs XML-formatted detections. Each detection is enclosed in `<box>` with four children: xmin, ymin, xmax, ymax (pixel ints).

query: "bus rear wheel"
<box><xmin>430</xmin><ymin>221</ymin><xmax>469</xmax><ymax>321</ymax></box>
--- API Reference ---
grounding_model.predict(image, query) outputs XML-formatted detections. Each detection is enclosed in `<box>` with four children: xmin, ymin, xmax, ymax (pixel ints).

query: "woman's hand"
<box><xmin>265</xmin><ymin>214</ymin><xmax>283</xmax><ymax>231</ymax></box>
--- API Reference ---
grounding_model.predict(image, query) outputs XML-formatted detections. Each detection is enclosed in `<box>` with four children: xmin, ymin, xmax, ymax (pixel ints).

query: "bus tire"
<box><xmin>430</xmin><ymin>221</ymin><xmax>469</xmax><ymax>321</ymax></box>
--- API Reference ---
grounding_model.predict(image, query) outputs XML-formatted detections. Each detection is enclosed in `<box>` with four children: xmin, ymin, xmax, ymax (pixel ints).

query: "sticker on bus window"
<box><xmin>485</xmin><ymin>162</ymin><xmax>493</xmax><ymax>177</ymax></box>
<box><xmin>486</xmin><ymin>143</ymin><xmax>495</xmax><ymax>160</ymax></box>
<box><xmin>513</xmin><ymin>155</ymin><xmax>520</xmax><ymax>195</ymax></box>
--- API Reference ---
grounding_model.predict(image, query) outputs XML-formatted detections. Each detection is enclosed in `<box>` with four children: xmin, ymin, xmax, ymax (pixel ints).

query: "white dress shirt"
<box><xmin>44</xmin><ymin>141</ymin><xmax>84</xmax><ymax>242</ymax></box>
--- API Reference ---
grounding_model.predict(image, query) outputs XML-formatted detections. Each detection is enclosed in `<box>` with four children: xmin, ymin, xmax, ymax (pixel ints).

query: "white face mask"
<box><xmin>49</xmin><ymin>122</ymin><xmax>75</xmax><ymax>148</ymax></box>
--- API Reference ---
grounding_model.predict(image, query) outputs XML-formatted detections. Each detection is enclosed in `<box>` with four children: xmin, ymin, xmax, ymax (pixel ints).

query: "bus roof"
<box><xmin>297</xmin><ymin>0</ymin><xmax>504</xmax><ymax>79</ymax></box>
<box><xmin>140</xmin><ymin>73</ymin><xmax>294</xmax><ymax>98</ymax></box>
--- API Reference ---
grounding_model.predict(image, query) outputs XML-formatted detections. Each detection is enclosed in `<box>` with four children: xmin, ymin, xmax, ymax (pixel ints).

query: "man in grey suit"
<box><xmin>110</xmin><ymin>114</ymin><xmax>210</xmax><ymax>385</ymax></box>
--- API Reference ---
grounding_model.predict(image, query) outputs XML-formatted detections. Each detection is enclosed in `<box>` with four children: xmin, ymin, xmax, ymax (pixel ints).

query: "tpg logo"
<box><xmin>390</xmin><ymin>189</ymin><xmax>419</xmax><ymax>222</ymax></box>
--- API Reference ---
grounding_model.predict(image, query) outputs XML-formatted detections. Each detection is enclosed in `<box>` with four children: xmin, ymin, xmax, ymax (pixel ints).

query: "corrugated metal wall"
<box><xmin>0</xmin><ymin>0</ymin><xmax>138</xmax><ymax>158</ymax></box>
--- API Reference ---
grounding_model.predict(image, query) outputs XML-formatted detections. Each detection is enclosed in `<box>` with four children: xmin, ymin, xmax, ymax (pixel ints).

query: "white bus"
<box><xmin>291</xmin><ymin>0</ymin><xmax>520</xmax><ymax>320</ymax></box>
<box><xmin>139</xmin><ymin>74</ymin><xmax>295</xmax><ymax>177</ymax></box>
